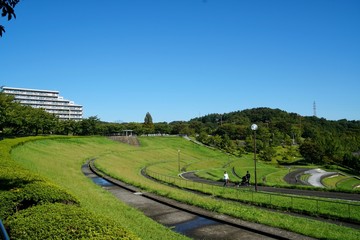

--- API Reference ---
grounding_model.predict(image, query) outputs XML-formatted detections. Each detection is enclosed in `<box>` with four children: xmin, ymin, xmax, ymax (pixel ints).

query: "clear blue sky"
<box><xmin>1</xmin><ymin>0</ymin><xmax>359</xmax><ymax>123</ymax></box>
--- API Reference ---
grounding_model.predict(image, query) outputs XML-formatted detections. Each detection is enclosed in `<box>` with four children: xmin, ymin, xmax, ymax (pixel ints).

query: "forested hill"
<box><xmin>2</xmin><ymin>89</ymin><xmax>360</xmax><ymax>171</ymax></box>
<box><xmin>190</xmin><ymin>107</ymin><xmax>360</xmax><ymax>137</ymax></box>
<box><xmin>189</xmin><ymin>107</ymin><xmax>360</xmax><ymax>171</ymax></box>
<box><xmin>191</xmin><ymin>107</ymin><xmax>359</xmax><ymax>127</ymax></box>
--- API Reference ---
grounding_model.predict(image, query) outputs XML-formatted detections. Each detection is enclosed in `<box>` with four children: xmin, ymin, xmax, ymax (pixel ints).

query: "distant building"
<box><xmin>1</xmin><ymin>86</ymin><xmax>83</xmax><ymax>121</ymax></box>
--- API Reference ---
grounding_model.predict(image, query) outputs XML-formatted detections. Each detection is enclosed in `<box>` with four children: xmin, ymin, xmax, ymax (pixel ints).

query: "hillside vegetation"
<box><xmin>5</xmin><ymin>136</ymin><xmax>360</xmax><ymax>240</ymax></box>
<box><xmin>1</xmin><ymin>136</ymin><xmax>188</xmax><ymax>240</ymax></box>
<box><xmin>2</xmin><ymin>91</ymin><xmax>359</xmax><ymax>175</ymax></box>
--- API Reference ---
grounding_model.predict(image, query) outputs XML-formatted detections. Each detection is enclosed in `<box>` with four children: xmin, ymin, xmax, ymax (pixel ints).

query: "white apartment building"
<box><xmin>1</xmin><ymin>86</ymin><xmax>83</xmax><ymax>121</ymax></box>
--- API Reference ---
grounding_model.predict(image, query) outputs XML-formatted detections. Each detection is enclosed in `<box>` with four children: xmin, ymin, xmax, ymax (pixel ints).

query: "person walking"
<box><xmin>223</xmin><ymin>171</ymin><xmax>230</xmax><ymax>186</ymax></box>
<box><xmin>245</xmin><ymin>171</ymin><xmax>251</xmax><ymax>186</ymax></box>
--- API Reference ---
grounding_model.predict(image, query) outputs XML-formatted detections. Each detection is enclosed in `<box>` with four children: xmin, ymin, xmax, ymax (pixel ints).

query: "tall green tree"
<box><xmin>143</xmin><ymin>112</ymin><xmax>154</xmax><ymax>135</ymax></box>
<box><xmin>79</xmin><ymin>116</ymin><xmax>100</xmax><ymax>135</ymax></box>
<box><xmin>0</xmin><ymin>92</ymin><xmax>15</xmax><ymax>133</ymax></box>
<box><xmin>144</xmin><ymin>112</ymin><xmax>153</xmax><ymax>125</ymax></box>
<box><xmin>299</xmin><ymin>139</ymin><xmax>324</xmax><ymax>164</ymax></box>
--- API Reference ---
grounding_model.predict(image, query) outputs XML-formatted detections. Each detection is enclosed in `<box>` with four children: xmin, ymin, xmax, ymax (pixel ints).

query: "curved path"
<box><xmin>181</xmin><ymin>136</ymin><xmax>358</xmax><ymax>199</ymax></box>
<box><xmin>83</xmin><ymin>160</ymin><xmax>314</xmax><ymax>240</ymax></box>
<box><xmin>283</xmin><ymin>168</ymin><xmax>310</xmax><ymax>185</ymax></box>
<box><xmin>180</xmin><ymin>172</ymin><xmax>360</xmax><ymax>230</ymax></box>
<box><xmin>182</xmin><ymin>171</ymin><xmax>360</xmax><ymax>201</ymax></box>
<box><xmin>304</xmin><ymin>169</ymin><xmax>337</xmax><ymax>187</ymax></box>
<box><xmin>283</xmin><ymin>168</ymin><xmax>338</xmax><ymax>188</ymax></box>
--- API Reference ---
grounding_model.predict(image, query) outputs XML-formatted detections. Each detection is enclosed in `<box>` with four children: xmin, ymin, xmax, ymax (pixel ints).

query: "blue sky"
<box><xmin>1</xmin><ymin>0</ymin><xmax>359</xmax><ymax>123</ymax></box>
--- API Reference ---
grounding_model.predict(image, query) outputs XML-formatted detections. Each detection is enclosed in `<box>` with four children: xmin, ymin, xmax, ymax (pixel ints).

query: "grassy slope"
<box><xmin>95</xmin><ymin>136</ymin><xmax>360</xmax><ymax>240</ymax></box>
<box><xmin>11</xmin><ymin>136</ymin><xmax>360</xmax><ymax>240</ymax></box>
<box><xmin>10</xmin><ymin>137</ymin><xmax>189</xmax><ymax>240</ymax></box>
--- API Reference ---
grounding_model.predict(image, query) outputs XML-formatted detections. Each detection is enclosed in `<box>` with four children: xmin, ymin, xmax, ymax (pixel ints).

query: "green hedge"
<box><xmin>0</xmin><ymin>181</ymin><xmax>79</xmax><ymax>219</ymax></box>
<box><xmin>0</xmin><ymin>138</ymin><xmax>78</xmax><ymax>220</ymax></box>
<box><xmin>6</xmin><ymin>203</ymin><xmax>138</xmax><ymax>240</ymax></box>
<box><xmin>0</xmin><ymin>190</ymin><xmax>17</xmax><ymax>220</ymax></box>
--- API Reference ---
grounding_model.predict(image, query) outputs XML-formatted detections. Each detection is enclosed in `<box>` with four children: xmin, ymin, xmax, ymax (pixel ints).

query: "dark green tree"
<box><xmin>343</xmin><ymin>153</ymin><xmax>360</xmax><ymax>173</ymax></box>
<box><xmin>259</xmin><ymin>146</ymin><xmax>276</xmax><ymax>162</ymax></box>
<box><xmin>0</xmin><ymin>0</ymin><xmax>20</xmax><ymax>37</ymax></box>
<box><xmin>169</xmin><ymin>121</ymin><xmax>188</xmax><ymax>135</ymax></box>
<box><xmin>79</xmin><ymin>116</ymin><xmax>100</xmax><ymax>135</ymax></box>
<box><xmin>127</xmin><ymin>122</ymin><xmax>144</xmax><ymax>136</ymax></box>
<box><xmin>25</xmin><ymin>108</ymin><xmax>52</xmax><ymax>134</ymax></box>
<box><xmin>143</xmin><ymin>112</ymin><xmax>154</xmax><ymax>135</ymax></box>
<box><xmin>0</xmin><ymin>92</ymin><xmax>15</xmax><ymax>133</ymax></box>
<box><xmin>154</xmin><ymin>122</ymin><xmax>171</xmax><ymax>135</ymax></box>
<box><xmin>56</xmin><ymin>120</ymin><xmax>73</xmax><ymax>135</ymax></box>
<box><xmin>196</xmin><ymin>131</ymin><xmax>210</xmax><ymax>145</ymax></box>
<box><xmin>299</xmin><ymin>139</ymin><xmax>324</xmax><ymax>164</ymax></box>
<box><xmin>144</xmin><ymin>112</ymin><xmax>153</xmax><ymax>125</ymax></box>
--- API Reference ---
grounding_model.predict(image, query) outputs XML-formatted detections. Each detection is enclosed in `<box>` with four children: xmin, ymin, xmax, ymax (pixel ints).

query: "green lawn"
<box><xmin>8</xmin><ymin>136</ymin><xmax>360</xmax><ymax>240</ymax></box>
<box><xmin>10</xmin><ymin>136</ymin><xmax>189</xmax><ymax>240</ymax></box>
<box><xmin>337</xmin><ymin>177</ymin><xmax>360</xmax><ymax>190</ymax></box>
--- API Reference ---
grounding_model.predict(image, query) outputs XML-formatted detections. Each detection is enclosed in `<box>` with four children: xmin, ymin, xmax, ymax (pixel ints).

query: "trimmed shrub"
<box><xmin>0</xmin><ymin>191</ymin><xmax>17</xmax><ymax>219</ymax></box>
<box><xmin>15</xmin><ymin>181</ymin><xmax>79</xmax><ymax>210</ymax></box>
<box><xmin>6</xmin><ymin>203</ymin><xmax>139</xmax><ymax>240</ymax></box>
<box><xmin>0</xmin><ymin>165</ymin><xmax>78</xmax><ymax>219</ymax></box>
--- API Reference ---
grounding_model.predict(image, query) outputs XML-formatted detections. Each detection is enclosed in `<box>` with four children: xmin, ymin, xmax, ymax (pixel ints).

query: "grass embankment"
<box><xmin>148</xmin><ymin>165</ymin><xmax>360</xmax><ymax>222</ymax></box>
<box><xmin>5</xmin><ymin>136</ymin><xmax>188</xmax><ymax>240</ymax></box>
<box><xmin>192</xmin><ymin>151</ymin><xmax>360</xmax><ymax>191</ymax></box>
<box><xmin>323</xmin><ymin>174</ymin><xmax>360</xmax><ymax>190</ymax></box>
<box><xmin>95</xmin><ymin>137</ymin><xmax>360</xmax><ymax>240</ymax></box>
<box><xmin>1</xmin><ymin>136</ymin><xmax>139</xmax><ymax>239</ymax></box>
<box><xmin>9</xmin><ymin>136</ymin><xmax>360</xmax><ymax>240</ymax></box>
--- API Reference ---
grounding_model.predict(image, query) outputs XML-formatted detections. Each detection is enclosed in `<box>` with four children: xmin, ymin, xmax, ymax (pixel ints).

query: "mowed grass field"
<box><xmin>10</xmin><ymin>136</ymin><xmax>360</xmax><ymax>240</ymax></box>
<box><xmin>10</xmin><ymin>137</ymin><xmax>189</xmax><ymax>240</ymax></box>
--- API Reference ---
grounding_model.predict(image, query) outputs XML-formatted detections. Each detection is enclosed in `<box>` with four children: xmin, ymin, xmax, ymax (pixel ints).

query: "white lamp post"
<box><xmin>178</xmin><ymin>149</ymin><xmax>181</xmax><ymax>172</ymax></box>
<box><xmin>251</xmin><ymin>124</ymin><xmax>258</xmax><ymax>191</ymax></box>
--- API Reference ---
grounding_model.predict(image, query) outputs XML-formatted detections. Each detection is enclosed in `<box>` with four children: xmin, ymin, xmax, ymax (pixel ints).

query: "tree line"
<box><xmin>0</xmin><ymin>92</ymin><xmax>189</xmax><ymax>136</ymax></box>
<box><xmin>1</xmin><ymin>92</ymin><xmax>360</xmax><ymax>172</ymax></box>
<box><xmin>190</xmin><ymin>108</ymin><xmax>360</xmax><ymax>172</ymax></box>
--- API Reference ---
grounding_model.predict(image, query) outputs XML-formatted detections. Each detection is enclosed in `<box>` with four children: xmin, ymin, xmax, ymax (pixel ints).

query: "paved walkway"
<box><xmin>181</xmin><ymin>171</ymin><xmax>360</xmax><ymax>201</ymax></box>
<box><xmin>180</xmin><ymin>171</ymin><xmax>360</xmax><ymax>230</ymax></box>
<box><xmin>84</xmin><ymin>162</ymin><xmax>314</xmax><ymax>240</ymax></box>
<box><xmin>304</xmin><ymin>168</ymin><xmax>337</xmax><ymax>188</ymax></box>
<box><xmin>181</xmin><ymin>136</ymin><xmax>357</xmax><ymax>198</ymax></box>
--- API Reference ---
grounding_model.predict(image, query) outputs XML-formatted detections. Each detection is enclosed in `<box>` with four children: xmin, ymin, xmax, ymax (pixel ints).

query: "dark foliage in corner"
<box><xmin>0</xmin><ymin>0</ymin><xmax>20</xmax><ymax>37</ymax></box>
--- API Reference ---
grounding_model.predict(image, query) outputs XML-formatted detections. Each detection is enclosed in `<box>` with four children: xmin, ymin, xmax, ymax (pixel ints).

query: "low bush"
<box><xmin>6</xmin><ymin>203</ymin><xmax>138</xmax><ymax>240</ymax></box>
<box><xmin>0</xmin><ymin>190</ymin><xmax>17</xmax><ymax>219</ymax></box>
<box><xmin>15</xmin><ymin>181</ymin><xmax>78</xmax><ymax>210</ymax></box>
<box><xmin>0</xmin><ymin>139</ymin><xmax>78</xmax><ymax>219</ymax></box>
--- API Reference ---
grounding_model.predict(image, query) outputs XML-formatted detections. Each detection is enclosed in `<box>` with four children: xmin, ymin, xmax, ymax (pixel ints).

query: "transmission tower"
<box><xmin>313</xmin><ymin>101</ymin><xmax>317</xmax><ymax>117</ymax></box>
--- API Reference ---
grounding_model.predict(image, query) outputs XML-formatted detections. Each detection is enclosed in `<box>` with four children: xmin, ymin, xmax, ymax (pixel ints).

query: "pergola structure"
<box><xmin>122</xmin><ymin>130</ymin><xmax>133</xmax><ymax>136</ymax></box>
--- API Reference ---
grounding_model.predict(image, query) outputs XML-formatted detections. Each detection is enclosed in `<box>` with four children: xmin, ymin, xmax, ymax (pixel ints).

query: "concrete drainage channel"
<box><xmin>82</xmin><ymin>161</ymin><xmax>314</xmax><ymax>240</ymax></box>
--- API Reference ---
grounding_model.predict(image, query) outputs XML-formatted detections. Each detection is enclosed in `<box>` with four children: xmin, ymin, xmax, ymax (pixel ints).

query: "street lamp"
<box><xmin>178</xmin><ymin>149</ymin><xmax>181</xmax><ymax>172</ymax></box>
<box><xmin>251</xmin><ymin>124</ymin><xmax>258</xmax><ymax>191</ymax></box>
